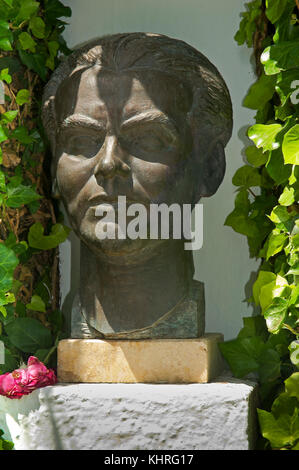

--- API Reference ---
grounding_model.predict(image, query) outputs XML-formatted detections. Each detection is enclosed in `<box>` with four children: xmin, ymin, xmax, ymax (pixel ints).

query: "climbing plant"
<box><xmin>219</xmin><ymin>0</ymin><xmax>299</xmax><ymax>450</ymax></box>
<box><xmin>0</xmin><ymin>0</ymin><xmax>72</xmax><ymax>375</ymax></box>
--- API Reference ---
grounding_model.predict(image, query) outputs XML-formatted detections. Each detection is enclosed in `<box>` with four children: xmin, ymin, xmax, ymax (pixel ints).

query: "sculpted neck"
<box><xmin>79</xmin><ymin>240</ymin><xmax>194</xmax><ymax>335</ymax></box>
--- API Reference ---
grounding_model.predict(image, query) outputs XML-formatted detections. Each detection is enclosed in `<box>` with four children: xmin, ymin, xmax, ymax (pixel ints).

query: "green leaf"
<box><xmin>266</xmin><ymin>148</ymin><xmax>292</xmax><ymax>185</ymax></box>
<box><xmin>248</xmin><ymin>124</ymin><xmax>282</xmax><ymax>152</ymax></box>
<box><xmin>253</xmin><ymin>271</ymin><xmax>277</xmax><ymax>306</ymax></box>
<box><xmin>6</xmin><ymin>183</ymin><xmax>40</xmax><ymax>208</ymax></box>
<box><xmin>18</xmin><ymin>31</ymin><xmax>36</xmax><ymax>52</ymax></box>
<box><xmin>276</xmin><ymin>69</ymin><xmax>299</xmax><ymax>106</ymax></box>
<box><xmin>278</xmin><ymin>186</ymin><xmax>295</xmax><ymax>206</ymax></box>
<box><xmin>0</xmin><ymin>124</ymin><xmax>8</xmax><ymax>143</ymax></box>
<box><xmin>224</xmin><ymin>209</ymin><xmax>260</xmax><ymax>238</ymax></box>
<box><xmin>26</xmin><ymin>294</ymin><xmax>46</xmax><ymax>312</ymax></box>
<box><xmin>266</xmin><ymin>232</ymin><xmax>288</xmax><ymax>259</ymax></box>
<box><xmin>15</xmin><ymin>0</ymin><xmax>39</xmax><ymax>25</ymax></box>
<box><xmin>45</xmin><ymin>0</ymin><xmax>72</xmax><ymax>23</ymax></box>
<box><xmin>0</xmin><ymin>67</ymin><xmax>11</xmax><ymax>84</ymax></box>
<box><xmin>0</xmin><ymin>20</ymin><xmax>13</xmax><ymax>51</ymax></box>
<box><xmin>243</xmin><ymin>73</ymin><xmax>276</xmax><ymax>110</ymax></box>
<box><xmin>15</xmin><ymin>89</ymin><xmax>30</xmax><ymax>106</ymax></box>
<box><xmin>261</xmin><ymin>41</ymin><xmax>299</xmax><ymax>75</ymax></box>
<box><xmin>268</xmin><ymin>205</ymin><xmax>290</xmax><ymax>224</ymax></box>
<box><xmin>289</xmin><ymin>342</ymin><xmax>299</xmax><ymax>368</ymax></box>
<box><xmin>265</xmin><ymin>0</ymin><xmax>287</xmax><ymax>23</ymax></box>
<box><xmin>258</xmin><ymin>347</ymin><xmax>281</xmax><ymax>383</ymax></box>
<box><xmin>285</xmin><ymin>372</ymin><xmax>299</xmax><ymax>399</ymax></box>
<box><xmin>18</xmin><ymin>49</ymin><xmax>47</xmax><ymax>81</ymax></box>
<box><xmin>29</xmin><ymin>16</ymin><xmax>45</xmax><ymax>39</ymax></box>
<box><xmin>219</xmin><ymin>336</ymin><xmax>265</xmax><ymax>378</ymax></box>
<box><xmin>1</xmin><ymin>110</ymin><xmax>18</xmax><ymax>123</ymax></box>
<box><xmin>0</xmin><ymin>244</ymin><xmax>19</xmax><ymax>292</ymax></box>
<box><xmin>282</xmin><ymin>124</ymin><xmax>299</xmax><ymax>165</ymax></box>
<box><xmin>11</xmin><ymin>125</ymin><xmax>34</xmax><ymax>144</ymax></box>
<box><xmin>232</xmin><ymin>165</ymin><xmax>262</xmax><ymax>188</ymax></box>
<box><xmin>263</xmin><ymin>297</ymin><xmax>288</xmax><ymax>333</ymax></box>
<box><xmin>258</xmin><ymin>407</ymin><xmax>299</xmax><ymax>449</ymax></box>
<box><xmin>245</xmin><ymin>146</ymin><xmax>268</xmax><ymax>167</ymax></box>
<box><xmin>5</xmin><ymin>317</ymin><xmax>52</xmax><ymax>353</ymax></box>
<box><xmin>237</xmin><ymin>316</ymin><xmax>268</xmax><ymax>341</ymax></box>
<box><xmin>28</xmin><ymin>222</ymin><xmax>71</xmax><ymax>250</ymax></box>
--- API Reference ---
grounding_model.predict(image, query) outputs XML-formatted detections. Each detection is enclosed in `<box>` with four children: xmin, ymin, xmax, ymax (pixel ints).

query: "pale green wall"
<box><xmin>59</xmin><ymin>0</ymin><xmax>259</xmax><ymax>340</ymax></box>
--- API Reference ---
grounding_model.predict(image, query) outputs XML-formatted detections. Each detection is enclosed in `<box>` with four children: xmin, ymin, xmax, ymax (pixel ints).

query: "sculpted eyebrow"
<box><xmin>121</xmin><ymin>112</ymin><xmax>179</xmax><ymax>139</ymax></box>
<box><xmin>59</xmin><ymin>114</ymin><xmax>105</xmax><ymax>132</ymax></box>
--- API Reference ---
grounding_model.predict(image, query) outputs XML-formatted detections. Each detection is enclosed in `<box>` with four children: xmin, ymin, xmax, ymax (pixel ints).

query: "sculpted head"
<box><xmin>42</xmin><ymin>32</ymin><xmax>232</xmax><ymax>259</ymax></box>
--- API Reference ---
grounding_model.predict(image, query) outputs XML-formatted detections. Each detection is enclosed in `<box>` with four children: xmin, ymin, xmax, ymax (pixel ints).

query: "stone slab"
<box><xmin>0</xmin><ymin>376</ymin><xmax>258</xmax><ymax>450</ymax></box>
<box><xmin>57</xmin><ymin>333</ymin><xmax>224</xmax><ymax>383</ymax></box>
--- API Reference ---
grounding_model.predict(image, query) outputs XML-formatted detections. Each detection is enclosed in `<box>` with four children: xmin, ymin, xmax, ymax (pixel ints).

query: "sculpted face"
<box><xmin>54</xmin><ymin>66</ymin><xmax>194</xmax><ymax>258</ymax></box>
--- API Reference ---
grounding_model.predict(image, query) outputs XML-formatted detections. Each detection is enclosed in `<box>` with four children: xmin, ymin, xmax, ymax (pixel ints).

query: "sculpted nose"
<box><xmin>94</xmin><ymin>135</ymin><xmax>130</xmax><ymax>179</ymax></box>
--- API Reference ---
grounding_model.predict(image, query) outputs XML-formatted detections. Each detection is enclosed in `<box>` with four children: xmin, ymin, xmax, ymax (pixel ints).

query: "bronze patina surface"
<box><xmin>42</xmin><ymin>33</ymin><xmax>232</xmax><ymax>339</ymax></box>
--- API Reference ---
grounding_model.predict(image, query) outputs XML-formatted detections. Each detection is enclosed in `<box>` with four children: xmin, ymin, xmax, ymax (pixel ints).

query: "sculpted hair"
<box><xmin>42</xmin><ymin>32</ymin><xmax>233</xmax><ymax>197</ymax></box>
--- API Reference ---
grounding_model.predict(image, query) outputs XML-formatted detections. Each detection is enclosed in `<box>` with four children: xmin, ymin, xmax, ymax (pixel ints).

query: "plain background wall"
<box><xmin>58</xmin><ymin>0</ymin><xmax>259</xmax><ymax>340</ymax></box>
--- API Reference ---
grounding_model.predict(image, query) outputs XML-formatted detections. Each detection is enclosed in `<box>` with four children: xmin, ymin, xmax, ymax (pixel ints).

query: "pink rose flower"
<box><xmin>0</xmin><ymin>356</ymin><xmax>57</xmax><ymax>399</ymax></box>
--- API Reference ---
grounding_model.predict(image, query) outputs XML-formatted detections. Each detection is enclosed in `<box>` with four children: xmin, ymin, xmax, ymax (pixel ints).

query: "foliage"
<box><xmin>219</xmin><ymin>0</ymin><xmax>299</xmax><ymax>449</ymax></box>
<box><xmin>0</xmin><ymin>428</ymin><xmax>13</xmax><ymax>450</ymax></box>
<box><xmin>0</xmin><ymin>0</ymin><xmax>72</xmax><ymax>376</ymax></box>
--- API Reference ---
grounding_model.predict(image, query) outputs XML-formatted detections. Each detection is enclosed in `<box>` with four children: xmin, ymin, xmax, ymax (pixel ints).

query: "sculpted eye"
<box><xmin>67</xmin><ymin>134</ymin><xmax>104</xmax><ymax>158</ymax></box>
<box><xmin>121</xmin><ymin>129</ymin><xmax>176</xmax><ymax>154</ymax></box>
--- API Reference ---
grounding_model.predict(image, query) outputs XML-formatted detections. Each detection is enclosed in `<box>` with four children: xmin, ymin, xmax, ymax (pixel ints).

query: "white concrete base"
<box><xmin>0</xmin><ymin>374</ymin><xmax>258</xmax><ymax>450</ymax></box>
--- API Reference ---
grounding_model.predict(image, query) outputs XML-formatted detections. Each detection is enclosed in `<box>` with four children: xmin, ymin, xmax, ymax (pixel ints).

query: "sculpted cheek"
<box><xmin>56</xmin><ymin>154</ymin><xmax>92</xmax><ymax>201</ymax></box>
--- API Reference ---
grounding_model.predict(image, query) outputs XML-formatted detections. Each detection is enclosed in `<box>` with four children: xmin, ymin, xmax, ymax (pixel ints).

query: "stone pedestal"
<box><xmin>57</xmin><ymin>333</ymin><xmax>224</xmax><ymax>383</ymax></box>
<box><xmin>0</xmin><ymin>376</ymin><xmax>258</xmax><ymax>450</ymax></box>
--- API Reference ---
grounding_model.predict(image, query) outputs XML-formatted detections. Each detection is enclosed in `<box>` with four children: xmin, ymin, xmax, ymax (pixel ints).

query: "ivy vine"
<box><xmin>0</xmin><ymin>0</ymin><xmax>72</xmax><ymax>376</ymax></box>
<box><xmin>220</xmin><ymin>0</ymin><xmax>299</xmax><ymax>450</ymax></box>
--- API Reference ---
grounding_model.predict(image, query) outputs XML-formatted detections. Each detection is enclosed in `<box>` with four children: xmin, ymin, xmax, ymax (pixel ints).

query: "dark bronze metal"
<box><xmin>42</xmin><ymin>33</ymin><xmax>233</xmax><ymax>339</ymax></box>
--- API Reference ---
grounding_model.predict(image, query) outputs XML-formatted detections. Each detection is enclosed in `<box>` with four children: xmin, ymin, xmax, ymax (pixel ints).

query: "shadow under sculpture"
<box><xmin>42</xmin><ymin>33</ymin><xmax>233</xmax><ymax>340</ymax></box>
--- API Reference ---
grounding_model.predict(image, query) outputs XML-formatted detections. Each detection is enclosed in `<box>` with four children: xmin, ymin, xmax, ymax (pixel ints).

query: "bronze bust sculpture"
<box><xmin>42</xmin><ymin>33</ymin><xmax>232</xmax><ymax>340</ymax></box>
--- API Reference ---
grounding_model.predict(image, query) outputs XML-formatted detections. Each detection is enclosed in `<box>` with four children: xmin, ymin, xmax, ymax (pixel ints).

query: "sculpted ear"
<box><xmin>192</xmin><ymin>142</ymin><xmax>226</xmax><ymax>201</ymax></box>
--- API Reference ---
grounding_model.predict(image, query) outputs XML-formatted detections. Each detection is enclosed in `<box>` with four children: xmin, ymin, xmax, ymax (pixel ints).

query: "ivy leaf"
<box><xmin>15</xmin><ymin>0</ymin><xmax>39</xmax><ymax>25</ymax></box>
<box><xmin>15</xmin><ymin>89</ymin><xmax>30</xmax><ymax>105</ymax></box>
<box><xmin>232</xmin><ymin>165</ymin><xmax>262</xmax><ymax>188</ymax></box>
<box><xmin>278</xmin><ymin>186</ymin><xmax>295</xmax><ymax>206</ymax></box>
<box><xmin>6</xmin><ymin>183</ymin><xmax>41</xmax><ymax>208</ymax></box>
<box><xmin>18</xmin><ymin>31</ymin><xmax>36</xmax><ymax>53</ymax></box>
<box><xmin>265</xmin><ymin>0</ymin><xmax>287</xmax><ymax>24</ymax></box>
<box><xmin>219</xmin><ymin>336</ymin><xmax>265</xmax><ymax>378</ymax></box>
<box><xmin>268</xmin><ymin>205</ymin><xmax>290</xmax><ymax>224</ymax></box>
<box><xmin>0</xmin><ymin>244</ymin><xmax>19</xmax><ymax>292</ymax></box>
<box><xmin>0</xmin><ymin>20</ymin><xmax>13</xmax><ymax>51</ymax></box>
<box><xmin>1</xmin><ymin>110</ymin><xmax>18</xmax><ymax>123</ymax></box>
<box><xmin>29</xmin><ymin>16</ymin><xmax>46</xmax><ymax>39</ymax></box>
<box><xmin>248</xmin><ymin>124</ymin><xmax>282</xmax><ymax>152</ymax></box>
<box><xmin>265</xmin><ymin>149</ymin><xmax>292</xmax><ymax>185</ymax></box>
<box><xmin>263</xmin><ymin>297</ymin><xmax>288</xmax><ymax>334</ymax></box>
<box><xmin>5</xmin><ymin>317</ymin><xmax>52</xmax><ymax>353</ymax></box>
<box><xmin>26</xmin><ymin>294</ymin><xmax>46</xmax><ymax>312</ymax></box>
<box><xmin>224</xmin><ymin>209</ymin><xmax>260</xmax><ymax>238</ymax></box>
<box><xmin>18</xmin><ymin>49</ymin><xmax>47</xmax><ymax>81</ymax></box>
<box><xmin>261</xmin><ymin>41</ymin><xmax>299</xmax><ymax>75</ymax></box>
<box><xmin>266</xmin><ymin>232</ymin><xmax>288</xmax><ymax>260</ymax></box>
<box><xmin>0</xmin><ymin>67</ymin><xmax>12</xmax><ymax>84</ymax></box>
<box><xmin>28</xmin><ymin>222</ymin><xmax>71</xmax><ymax>250</ymax></box>
<box><xmin>285</xmin><ymin>372</ymin><xmax>299</xmax><ymax>399</ymax></box>
<box><xmin>0</xmin><ymin>124</ymin><xmax>8</xmax><ymax>143</ymax></box>
<box><xmin>258</xmin><ymin>406</ymin><xmax>299</xmax><ymax>449</ymax></box>
<box><xmin>282</xmin><ymin>124</ymin><xmax>299</xmax><ymax>165</ymax></box>
<box><xmin>11</xmin><ymin>126</ymin><xmax>33</xmax><ymax>143</ymax></box>
<box><xmin>243</xmin><ymin>73</ymin><xmax>276</xmax><ymax>110</ymax></box>
<box><xmin>289</xmin><ymin>343</ymin><xmax>299</xmax><ymax>369</ymax></box>
<box><xmin>253</xmin><ymin>271</ymin><xmax>276</xmax><ymax>306</ymax></box>
<box><xmin>245</xmin><ymin>146</ymin><xmax>268</xmax><ymax>167</ymax></box>
<box><xmin>258</xmin><ymin>347</ymin><xmax>281</xmax><ymax>383</ymax></box>
<box><xmin>44</xmin><ymin>0</ymin><xmax>72</xmax><ymax>23</ymax></box>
